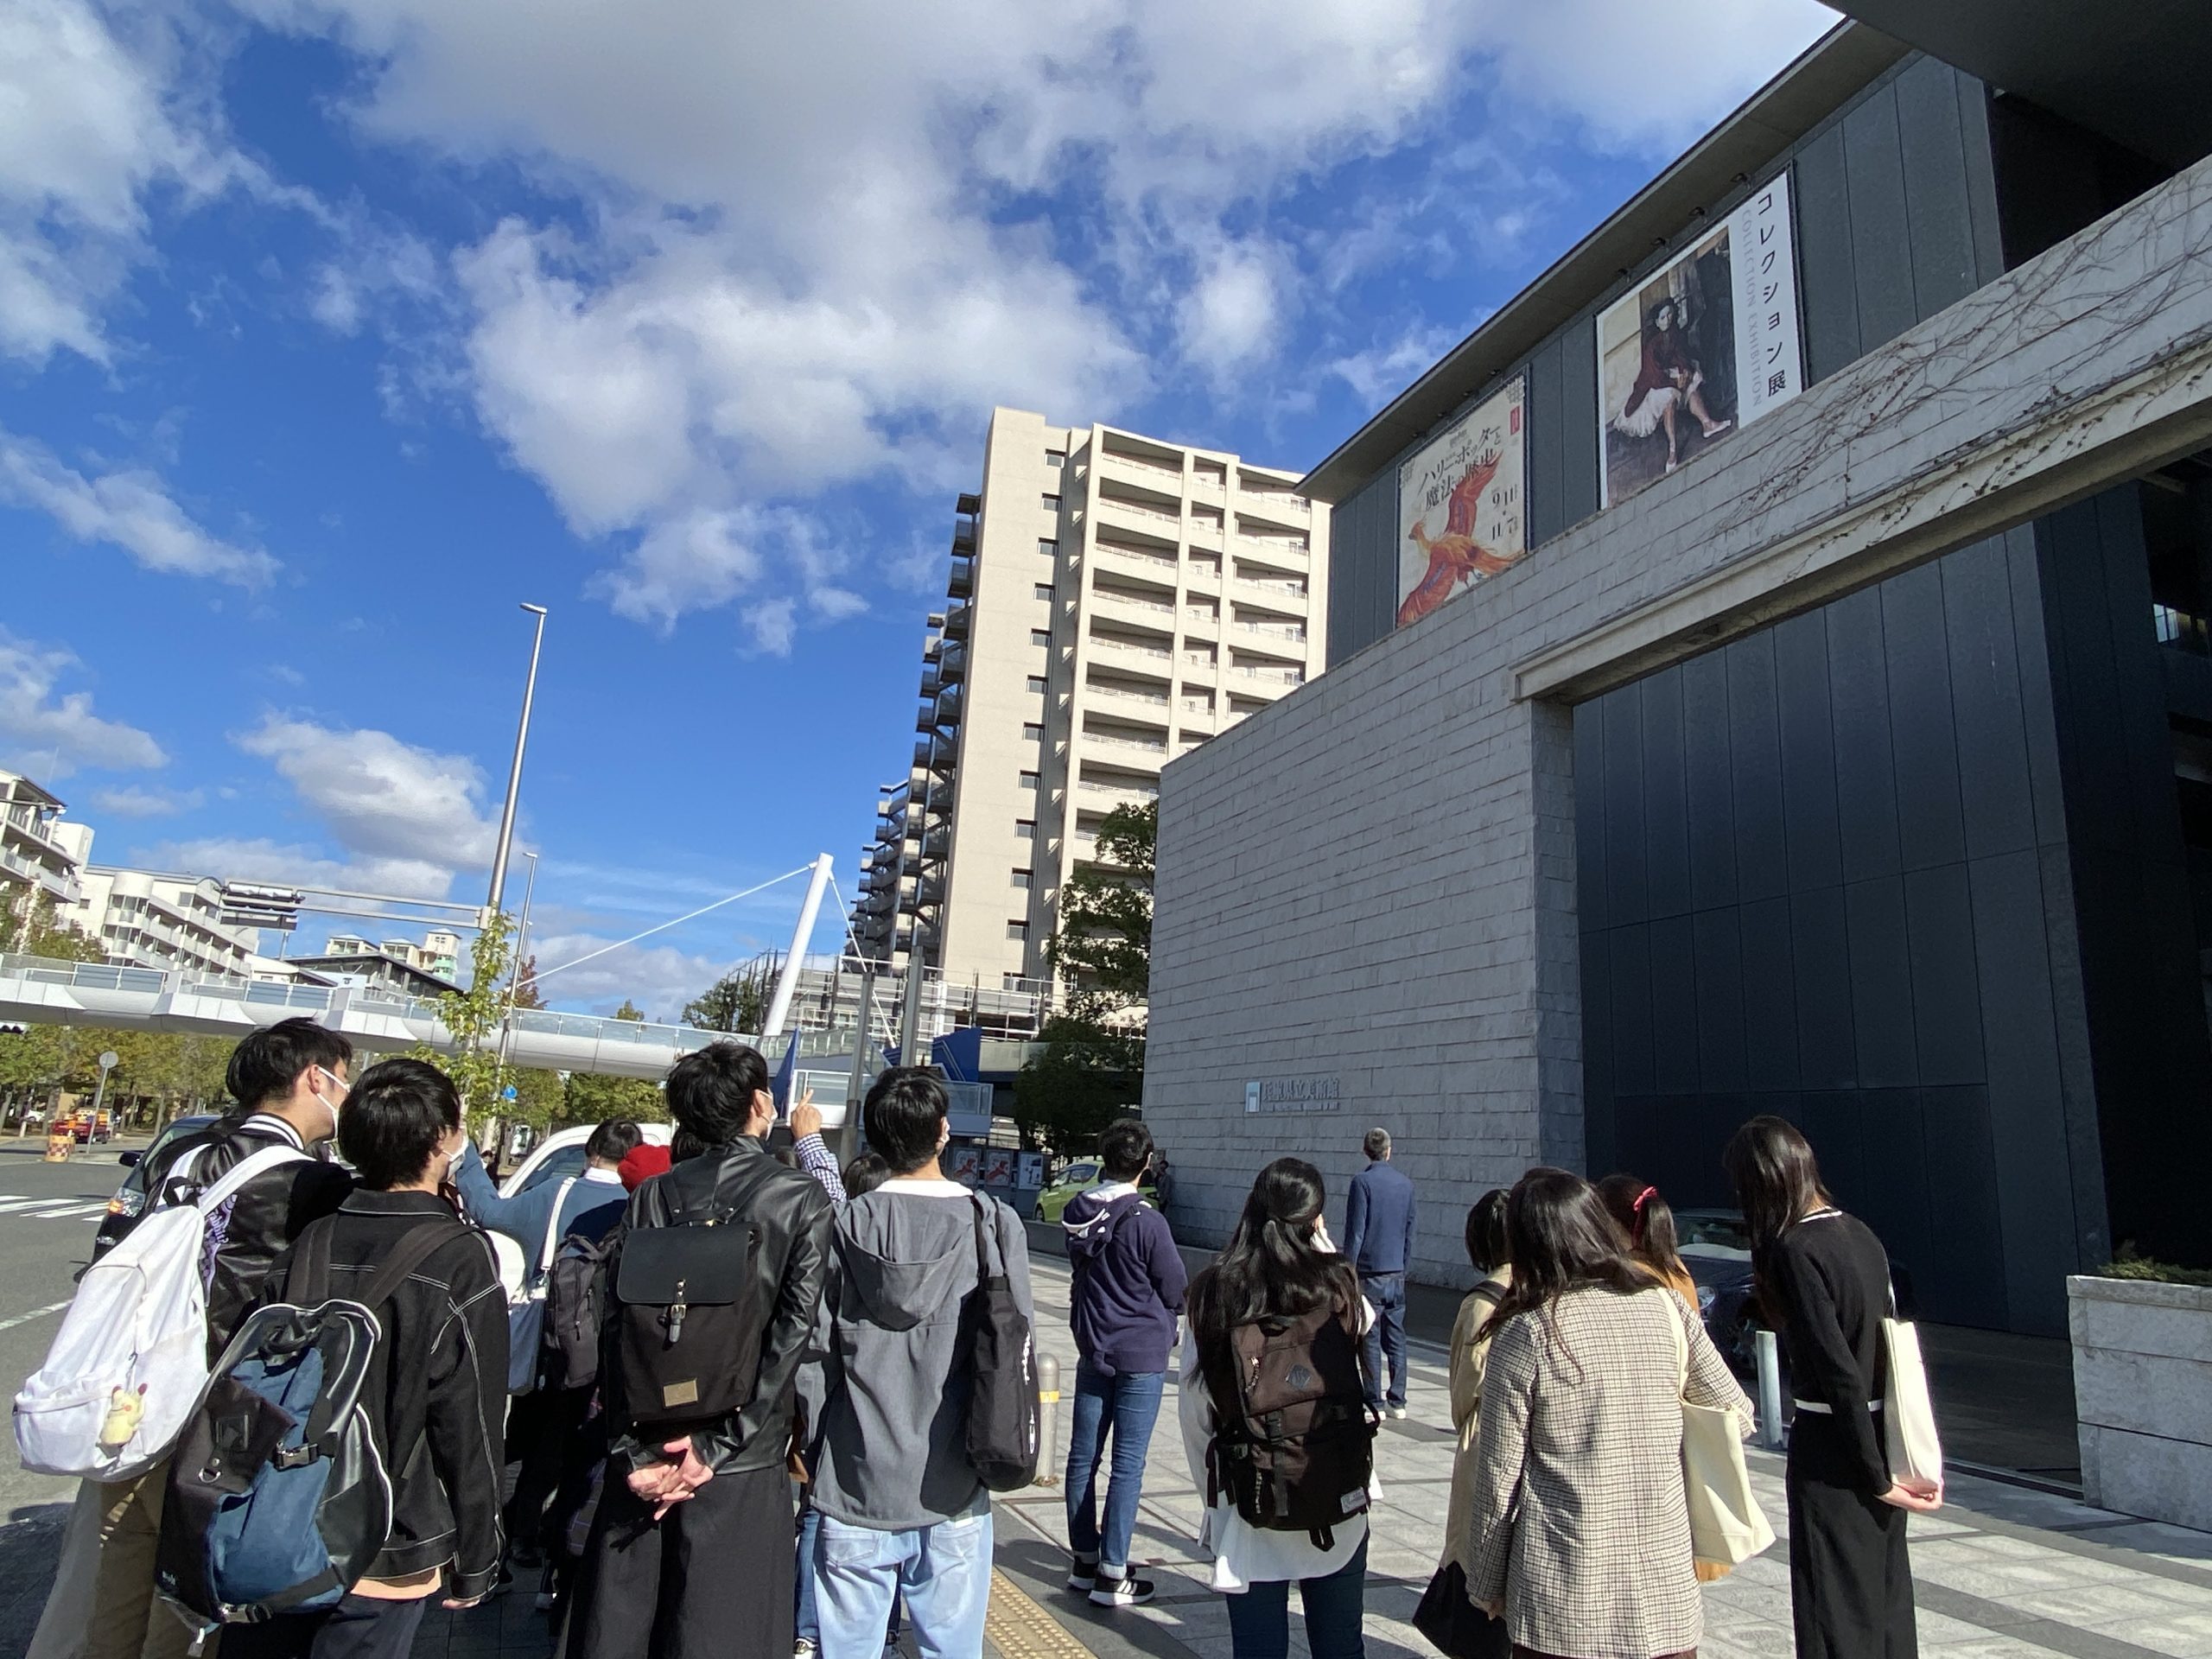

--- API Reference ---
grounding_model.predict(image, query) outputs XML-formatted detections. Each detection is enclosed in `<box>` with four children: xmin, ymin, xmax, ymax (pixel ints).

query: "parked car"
<box><xmin>1675</xmin><ymin>1205</ymin><xmax>1918</xmax><ymax>1378</ymax></box>
<box><xmin>90</xmin><ymin>1114</ymin><xmax>219</xmax><ymax>1258</ymax></box>
<box><xmin>58</xmin><ymin>1109</ymin><xmax>115</xmax><ymax>1146</ymax></box>
<box><xmin>1033</xmin><ymin>1158</ymin><xmax>1160</xmax><ymax>1224</ymax></box>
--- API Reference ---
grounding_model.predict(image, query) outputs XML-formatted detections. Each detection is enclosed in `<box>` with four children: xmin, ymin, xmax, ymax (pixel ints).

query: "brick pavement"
<box><xmin>410</xmin><ymin>1251</ymin><xmax>2212</xmax><ymax>1659</ymax></box>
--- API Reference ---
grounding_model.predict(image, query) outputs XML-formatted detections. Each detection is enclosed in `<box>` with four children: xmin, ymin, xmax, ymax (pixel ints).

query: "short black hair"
<box><xmin>1363</xmin><ymin>1128</ymin><xmax>1392</xmax><ymax>1161</ymax></box>
<box><xmin>1465</xmin><ymin>1188</ymin><xmax>1510</xmax><ymax>1273</ymax></box>
<box><xmin>338</xmin><ymin>1058</ymin><xmax>460</xmax><ymax>1190</ymax></box>
<box><xmin>863</xmin><ymin>1067</ymin><xmax>946</xmax><ymax>1175</ymax></box>
<box><xmin>1098</xmin><ymin>1117</ymin><xmax>1153</xmax><ymax>1182</ymax></box>
<box><xmin>585</xmin><ymin>1120</ymin><xmax>644</xmax><ymax>1163</ymax></box>
<box><xmin>842</xmin><ymin>1152</ymin><xmax>892</xmax><ymax>1199</ymax></box>
<box><xmin>227</xmin><ymin>1018</ymin><xmax>353</xmax><ymax>1111</ymax></box>
<box><xmin>664</xmin><ymin>1042</ymin><xmax>768</xmax><ymax>1146</ymax></box>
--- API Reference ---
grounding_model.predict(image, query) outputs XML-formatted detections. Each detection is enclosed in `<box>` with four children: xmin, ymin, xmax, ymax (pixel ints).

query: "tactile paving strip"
<box><xmin>983</xmin><ymin>1567</ymin><xmax>1097</xmax><ymax>1659</ymax></box>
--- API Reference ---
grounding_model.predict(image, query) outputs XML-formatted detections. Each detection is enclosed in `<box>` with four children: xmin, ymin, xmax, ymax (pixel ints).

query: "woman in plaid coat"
<box><xmin>1466</xmin><ymin>1169</ymin><xmax>1753</xmax><ymax>1659</ymax></box>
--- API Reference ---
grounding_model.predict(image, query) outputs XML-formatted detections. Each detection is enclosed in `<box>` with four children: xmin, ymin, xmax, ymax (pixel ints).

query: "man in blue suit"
<box><xmin>1344</xmin><ymin>1127</ymin><xmax>1416</xmax><ymax>1418</ymax></box>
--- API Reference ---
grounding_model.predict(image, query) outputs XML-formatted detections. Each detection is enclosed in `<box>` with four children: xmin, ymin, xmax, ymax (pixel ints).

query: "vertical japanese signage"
<box><xmin>1395</xmin><ymin>376</ymin><xmax>1527</xmax><ymax>628</ymax></box>
<box><xmin>1596</xmin><ymin>169</ymin><xmax>1802</xmax><ymax>511</ymax></box>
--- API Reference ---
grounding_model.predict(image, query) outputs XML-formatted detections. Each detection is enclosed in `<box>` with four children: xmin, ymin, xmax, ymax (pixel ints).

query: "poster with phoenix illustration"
<box><xmin>1396</xmin><ymin>376</ymin><xmax>1526</xmax><ymax>628</ymax></box>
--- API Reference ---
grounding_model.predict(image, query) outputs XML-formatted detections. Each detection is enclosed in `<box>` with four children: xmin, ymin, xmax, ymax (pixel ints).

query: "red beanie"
<box><xmin>618</xmin><ymin>1143</ymin><xmax>672</xmax><ymax>1192</ymax></box>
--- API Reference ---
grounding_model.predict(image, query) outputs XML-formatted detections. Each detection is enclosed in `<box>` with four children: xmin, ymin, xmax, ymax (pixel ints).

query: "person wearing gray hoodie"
<box><xmin>803</xmin><ymin>1068</ymin><xmax>1033</xmax><ymax>1659</ymax></box>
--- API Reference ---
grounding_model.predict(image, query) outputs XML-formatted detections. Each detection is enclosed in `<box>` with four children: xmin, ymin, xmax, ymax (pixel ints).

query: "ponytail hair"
<box><xmin>1596</xmin><ymin>1172</ymin><xmax>1688</xmax><ymax>1289</ymax></box>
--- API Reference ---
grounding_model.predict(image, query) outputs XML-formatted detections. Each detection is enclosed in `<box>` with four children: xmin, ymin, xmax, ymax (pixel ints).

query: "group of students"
<box><xmin>1052</xmin><ymin>1118</ymin><xmax>1936</xmax><ymax>1659</ymax></box>
<box><xmin>23</xmin><ymin>1018</ymin><xmax>1034</xmax><ymax>1659</ymax></box>
<box><xmin>23</xmin><ymin>1014</ymin><xmax>1936</xmax><ymax>1659</ymax></box>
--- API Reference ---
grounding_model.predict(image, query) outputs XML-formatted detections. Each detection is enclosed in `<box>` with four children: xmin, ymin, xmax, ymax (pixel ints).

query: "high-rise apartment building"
<box><xmin>72</xmin><ymin>867</ymin><xmax>259</xmax><ymax>978</ymax></box>
<box><xmin>852</xmin><ymin>408</ymin><xmax>1330</xmax><ymax>993</ymax></box>
<box><xmin>0</xmin><ymin>770</ymin><xmax>88</xmax><ymax>920</ymax></box>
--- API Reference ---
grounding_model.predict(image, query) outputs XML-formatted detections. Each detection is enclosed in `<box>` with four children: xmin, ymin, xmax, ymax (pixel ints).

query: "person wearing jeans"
<box><xmin>1061</xmin><ymin>1117</ymin><xmax>1185</xmax><ymax>1608</ymax></box>
<box><xmin>1344</xmin><ymin>1127</ymin><xmax>1417</xmax><ymax>1418</ymax></box>
<box><xmin>1223</xmin><ymin>1536</ymin><xmax>1370</xmax><ymax>1659</ymax></box>
<box><xmin>802</xmin><ymin>1070</ymin><xmax>1033</xmax><ymax>1658</ymax></box>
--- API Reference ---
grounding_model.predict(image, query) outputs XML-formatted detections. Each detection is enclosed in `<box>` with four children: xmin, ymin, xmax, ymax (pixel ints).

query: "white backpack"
<box><xmin>13</xmin><ymin>1143</ymin><xmax>308</xmax><ymax>1481</ymax></box>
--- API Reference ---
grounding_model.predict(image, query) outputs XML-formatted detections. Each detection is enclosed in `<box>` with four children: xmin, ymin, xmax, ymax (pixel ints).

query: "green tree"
<box><xmin>682</xmin><ymin>955</ymin><xmax>779</xmax><ymax>1033</ymax></box>
<box><xmin>563</xmin><ymin>1003</ymin><xmax>666</xmax><ymax>1123</ymax></box>
<box><xmin>511</xmin><ymin>955</ymin><xmax>546</xmax><ymax>1010</ymax></box>
<box><xmin>411</xmin><ymin>911</ymin><xmax>513</xmax><ymax>1133</ymax></box>
<box><xmin>1013</xmin><ymin>995</ymin><xmax>1144</xmax><ymax>1157</ymax></box>
<box><xmin>505</xmin><ymin>1067</ymin><xmax>566</xmax><ymax>1133</ymax></box>
<box><xmin>0</xmin><ymin>893</ymin><xmax>106</xmax><ymax>961</ymax></box>
<box><xmin>1044</xmin><ymin>801</ymin><xmax>1154</xmax><ymax>1008</ymax></box>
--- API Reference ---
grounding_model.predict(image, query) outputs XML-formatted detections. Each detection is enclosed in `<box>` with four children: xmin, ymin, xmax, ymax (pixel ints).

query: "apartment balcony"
<box><xmin>1234</xmin><ymin>534</ymin><xmax>1310</xmax><ymax>571</ymax></box>
<box><xmin>1095</xmin><ymin>492</ymin><xmax>1184</xmax><ymax>537</ymax></box>
<box><xmin>1182</xmin><ymin>604</ymin><xmax>1220</xmax><ymax>634</ymax></box>
<box><xmin>1093</xmin><ymin>538</ymin><xmax>1179</xmax><ymax>579</ymax></box>
<box><xmin>928</xmin><ymin>733</ymin><xmax>959</xmax><ymax>773</ymax></box>
<box><xmin>1179</xmin><ymin>694</ymin><xmax>1217</xmax><ymax>720</ymax></box>
<box><xmin>1086</xmin><ymin>637</ymin><xmax>1174</xmax><ymax>679</ymax></box>
<box><xmin>912</xmin><ymin>738</ymin><xmax>931</xmax><ymax>771</ymax></box>
<box><xmin>1076</xmin><ymin>778</ymin><xmax>1160</xmax><ymax>808</ymax></box>
<box><xmin>1230</xmin><ymin>664</ymin><xmax>1306</xmax><ymax>689</ymax></box>
<box><xmin>934</xmin><ymin>684</ymin><xmax>963</xmax><ymax>727</ymax></box>
<box><xmin>914</xmin><ymin>702</ymin><xmax>936</xmax><ymax>734</ymax></box>
<box><xmin>1081</xmin><ymin>731</ymin><xmax>1167</xmax><ymax>766</ymax></box>
<box><xmin>920</xmin><ymin>662</ymin><xmax>942</xmax><ymax>697</ymax></box>
<box><xmin>952</xmin><ymin>518</ymin><xmax>976</xmax><ymax>557</ymax></box>
<box><xmin>938</xmin><ymin>640</ymin><xmax>968</xmax><ymax>680</ymax></box>
<box><xmin>1236</xmin><ymin>573</ymin><xmax>1308</xmax><ymax>601</ymax></box>
<box><xmin>947</xmin><ymin>554</ymin><xmax>974</xmax><ymax>600</ymax></box>
<box><xmin>922</xmin><ymin>823</ymin><xmax>951</xmax><ymax>860</ymax></box>
<box><xmin>1084</xmin><ymin>684</ymin><xmax>1172</xmax><ymax>724</ymax></box>
<box><xmin>943</xmin><ymin>601</ymin><xmax>973</xmax><ymax>639</ymax></box>
<box><xmin>1102</xmin><ymin>448</ymin><xmax>1186</xmax><ymax>487</ymax></box>
<box><xmin>1092</xmin><ymin>586</ymin><xmax>1176</xmax><ymax>623</ymax></box>
<box><xmin>1186</xmin><ymin>513</ymin><xmax>1226</xmax><ymax>548</ymax></box>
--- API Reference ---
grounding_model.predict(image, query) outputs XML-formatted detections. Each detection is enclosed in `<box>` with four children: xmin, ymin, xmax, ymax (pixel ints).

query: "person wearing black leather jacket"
<box><xmin>565</xmin><ymin>1042</ymin><xmax>834</xmax><ymax>1659</ymax></box>
<box><xmin>35</xmin><ymin>1017</ymin><xmax>356</xmax><ymax>1659</ymax></box>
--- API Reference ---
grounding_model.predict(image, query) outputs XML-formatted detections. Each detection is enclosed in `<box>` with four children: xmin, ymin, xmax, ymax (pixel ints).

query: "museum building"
<box><xmin>1141</xmin><ymin>9</ymin><xmax>2212</xmax><ymax>1336</ymax></box>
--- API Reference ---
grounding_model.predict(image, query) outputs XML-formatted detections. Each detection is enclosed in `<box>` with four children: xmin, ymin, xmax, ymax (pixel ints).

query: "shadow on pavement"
<box><xmin>0</xmin><ymin>1503</ymin><xmax>73</xmax><ymax>1659</ymax></box>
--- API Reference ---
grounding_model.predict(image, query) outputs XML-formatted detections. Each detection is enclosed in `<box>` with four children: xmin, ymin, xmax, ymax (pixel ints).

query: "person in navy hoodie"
<box><xmin>1062</xmin><ymin>1117</ymin><xmax>1186</xmax><ymax>1610</ymax></box>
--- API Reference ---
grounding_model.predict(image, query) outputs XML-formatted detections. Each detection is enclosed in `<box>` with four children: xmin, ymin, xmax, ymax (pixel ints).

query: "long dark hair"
<box><xmin>1186</xmin><ymin>1158</ymin><xmax>1361</xmax><ymax>1413</ymax></box>
<box><xmin>1596</xmin><ymin>1172</ymin><xmax>1687</xmax><ymax>1287</ymax></box>
<box><xmin>1723</xmin><ymin>1116</ymin><xmax>1833</xmax><ymax>1260</ymax></box>
<box><xmin>1478</xmin><ymin>1168</ymin><xmax>1651</xmax><ymax>1375</ymax></box>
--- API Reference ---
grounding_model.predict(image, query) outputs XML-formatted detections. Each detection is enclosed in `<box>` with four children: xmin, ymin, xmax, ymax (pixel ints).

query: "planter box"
<box><xmin>2069</xmin><ymin>1274</ymin><xmax>2212</xmax><ymax>1529</ymax></box>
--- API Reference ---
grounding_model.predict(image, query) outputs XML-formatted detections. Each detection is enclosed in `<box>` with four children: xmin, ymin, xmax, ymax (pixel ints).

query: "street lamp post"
<box><xmin>487</xmin><ymin>604</ymin><xmax>548</xmax><ymax>917</ymax></box>
<box><xmin>493</xmin><ymin>849</ymin><xmax>540</xmax><ymax>1102</ymax></box>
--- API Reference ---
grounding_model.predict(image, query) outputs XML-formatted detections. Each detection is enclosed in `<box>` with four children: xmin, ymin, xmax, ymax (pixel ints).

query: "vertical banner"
<box><xmin>1395</xmin><ymin>376</ymin><xmax>1526</xmax><ymax>628</ymax></box>
<box><xmin>1597</xmin><ymin>168</ymin><xmax>1803</xmax><ymax>510</ymax></box>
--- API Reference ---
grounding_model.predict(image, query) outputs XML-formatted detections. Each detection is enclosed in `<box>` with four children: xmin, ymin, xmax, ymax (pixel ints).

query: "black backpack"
<box><xmin>608</xmin><ymin>1187</ymin><xmax>762</xmax><ymax>1434</ymax></box>
<box><xmin>962</xmin><ymin>1196</ymin><xmax>1039</xmax><ymax>1492</ymax></box>
<box><xmin>541</xmin><ymin>1232</ymin><xmax>613</xmax><ymax>1392</ymax></box>
<box><xmin>1205</xmin><ymin>1301</ymin><xmax>1376</xmax><ymax>1548</ymax></box>
<box><xmin>157</xmin><ymin>1220</ymin><xmax>471</xmax><ymax>1628</ymax></box>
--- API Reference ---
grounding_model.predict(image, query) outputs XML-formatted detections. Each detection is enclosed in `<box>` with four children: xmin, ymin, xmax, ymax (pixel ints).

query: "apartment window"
<box><xmin>1027</xmin><ymin>675</ymin><xmax>1048</xmax><ymax>694</ymax></box>
<box><xmin>1033</xmin><ymin>583</ymin><xmax>1054</xmax><ymax>603</ymax></box>
<box><xmin>1030</xmin><ymin>629</ymin><xmax>1052</xmax><ymax>647</ymax></box>
<box><xmin>1012</xmin><ymin>870</ymin><xmax>1033</xmax><ymax>890</ymax></box>
<box><xmin>1023</xmin><ymin>722</ymin><xmax>1045</xmax><ymax>743</ymax></box>
<box><xmin>1039</xmin><ymin>538</ymin><xmax>1058</xmax><ymax>558</ymax></box>
<box><xmin>1007</xmin><ymin>920</ymin><xmax>1029</xmax><ymax>941</ymax></box>
<box><xmin>1020</xmin><ymin>771</ymin><xmax>1040</xmax><ymax>791</ymax></box>
<box><xmin>1041</xmin><ymin>493</ymin><xmax>1061</xmax><ymax>513</ymax></box>
<box><xmin>1016</xmin><ymin>819</ymin><xmax>1036</xmax><ymax>838</ymax></box>
<box><xmin>1046</xmin><ymin>448</ymin><xmax>1066</xmax><ymax>467</ymax></box>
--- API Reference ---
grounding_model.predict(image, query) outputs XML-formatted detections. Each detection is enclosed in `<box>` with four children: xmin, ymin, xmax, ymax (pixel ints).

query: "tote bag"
<box><xmin>507</xmin><ymin>1179</ymin><xmax>576</xmax><ymax>1395</ymax></box>
<box><xmin>1881</xmin><ymin>1286</ymin><xmax>1943</xmax><ymax>1490</ymax></box>
<box><xmin>1666</xmin><ymin>1293</ymin><xmax>1775</xmax><ymax>1569</ymax></box>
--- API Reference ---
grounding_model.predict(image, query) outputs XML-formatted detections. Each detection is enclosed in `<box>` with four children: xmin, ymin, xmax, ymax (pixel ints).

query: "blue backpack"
<box><xmin>157</xmin><ymin>1218</ymin><xmax>470</xmax><ymax>1630</ymax></box>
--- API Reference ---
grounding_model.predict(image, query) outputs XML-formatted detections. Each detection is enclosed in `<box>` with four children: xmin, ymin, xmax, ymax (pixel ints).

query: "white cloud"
<box><xmin>0</xmin><ymin>629</ymin><xmax>166</xmax><ymax>778</ymax></box>
<box><xmin>524</xmin><ymin>930</ymin><xmax>728</xmax><ymax>1020</ymax></box>
<box><xmin>226</xmin><ymin>0</ymin><xmax>1832</xmax><ymax>636</ymax></box>
<box><xmin>1325</xmin><ymin>321</ymin><xmax>1470</xmax><ymax>410</ymax></box>
<box><xmin>0</xmin><ymin>427</ymin><xmax>279</xmax><ymax>587</ymax></box>
<box><xmin>0</xmin><ymin>0</ymin><xmax>282</xmax><ymax>365</ymax></box>
<box><xmin>236</xmin><ymin>715</ymin><xmax>499</xmax><ymax>873</ymax></box>
<box><xmin>91</xmin><ymin>784</ymin><xmax>204</xmax><ymax>818</ymax></box>
<box><xmin>142</xmin><ymin>835</ymin><xmax>458</xmax><ymax>902</ymax></box>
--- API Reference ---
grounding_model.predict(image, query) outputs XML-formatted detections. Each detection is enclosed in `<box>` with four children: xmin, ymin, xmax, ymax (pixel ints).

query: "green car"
<box><xmin>1033</xmin><ymin>1159</ymin><xmax>1160</xmax><ymax>1224</ymax></box>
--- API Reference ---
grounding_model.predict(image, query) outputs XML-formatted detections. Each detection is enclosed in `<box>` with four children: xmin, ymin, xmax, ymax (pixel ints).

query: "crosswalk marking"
<box><xmin>0</xmin><ymin>1197</ymin><xmax>111</xmax><ymax>1222</ymax></box>
<box><xmin>0</xmin><ymin>1300</ymin><xmax>73</xmax><ymax>1333</ymax></box>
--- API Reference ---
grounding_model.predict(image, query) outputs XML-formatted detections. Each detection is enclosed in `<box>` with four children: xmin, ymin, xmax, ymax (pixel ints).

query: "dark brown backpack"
<box><xmin>1205</xmin><ymin>1302</ymin><xmax>1376</xmax><ymax>1548</ymax></box>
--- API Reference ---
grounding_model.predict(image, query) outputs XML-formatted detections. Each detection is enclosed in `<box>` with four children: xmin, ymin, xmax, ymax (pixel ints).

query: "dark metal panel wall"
<box><xmin>1573</xmin><ymin>537</ymin><xmax>2082</xmax><ymax>1333</ymax></box>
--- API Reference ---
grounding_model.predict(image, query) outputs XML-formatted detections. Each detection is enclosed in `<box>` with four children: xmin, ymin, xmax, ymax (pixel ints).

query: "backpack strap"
<box><xmin>353</xmin><ymin>1221</ymin><xmax>475</xmax><ymax>1313</ymax></box>
<box><xmin>969</xmin><ymin>1193</ymin><xmax>995</xmax><ymax>1283</ymax></box>
<box><xmin>538</xmin><ymin>1179</ymin><xmax>579</xmax><ymax>1277</ymax></box>
<box><xmin>190</xmin><ymin>1142</ymin><xmax>313</xmax><ymax>1215</ymax></box>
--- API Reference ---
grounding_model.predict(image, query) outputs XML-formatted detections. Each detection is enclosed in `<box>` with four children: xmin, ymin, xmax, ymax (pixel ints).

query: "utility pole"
<box><xmin>487</xmin><ymin>604</ymin><xmax>548</xmax><ymax>916</ymax></box>
<box><xmin>836</xmin><ymin>956</ymin><xmax>879</xmax><ymax>1163</ymax></box>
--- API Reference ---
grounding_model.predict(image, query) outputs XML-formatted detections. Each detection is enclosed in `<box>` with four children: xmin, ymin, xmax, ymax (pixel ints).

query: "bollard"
<box><xmin>1754</xmin><ymin>1326</ymin><xmax>1785</xmax><ymax>1451</ymax></box>
<box><xmin>1033</xmin><ymin>1353</ymin><xmax>1062</xmax><ymax>1487</ymax></box>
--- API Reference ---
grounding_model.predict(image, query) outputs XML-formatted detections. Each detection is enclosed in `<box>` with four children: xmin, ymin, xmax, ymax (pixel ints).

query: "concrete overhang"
<box><xmin>1833</xmin><ymin>0</ymin><xmax>2212</xmax><ymax>173</ymax></box>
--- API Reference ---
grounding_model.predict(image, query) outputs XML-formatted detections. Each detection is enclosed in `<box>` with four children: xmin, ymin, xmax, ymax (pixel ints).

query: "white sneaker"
<box><xmin>793</xmin><ymin>1641</ymin><xmax>817</xmax><ymax>1659</ymax></box>
<box><xmin>1386</xmin><ymin>1405</ymin><xmax>1409</xmax><ymax>1420</ymax></box>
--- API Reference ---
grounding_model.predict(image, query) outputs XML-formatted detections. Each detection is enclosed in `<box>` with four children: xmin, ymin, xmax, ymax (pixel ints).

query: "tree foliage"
<box><xmin>1044</xmin><ymin>801</ymin><xmax>1154</xmax><ymax>1007</ymax></box>
<box><xmin>412</xmin><ymin>910</ymin><xmax>512</xmax><ymax>1130</ymax></box>
<box><xmin>563</xmin><ymin>1003</ymin><xmax>666</xmax><ymax>1122</ymax></box>
<box><xmin>1</xmin><ymin>893</ymin><xmax>106</xmax><ymax>962</ymax></box>
<box><xmin>510</xmin><ymin>955</ymin><xmax>547</xmax><ymax>1010</ymax></box>
<box><xmin>682</xmin><ymin>955</ymin><xmax>779</xmax><ymax>1033</ymax></box>
<box><xmin>1013</xmin><ymin>995</ymin><xmax>1144</xmax><ymax>1157</ymax></box>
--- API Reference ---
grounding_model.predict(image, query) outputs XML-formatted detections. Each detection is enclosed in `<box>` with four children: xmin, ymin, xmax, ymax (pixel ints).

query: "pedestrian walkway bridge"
<box><xmin>0</xmin><ymin>952</ymin><xmax>853</xmax><ymax>1081</ymax></box>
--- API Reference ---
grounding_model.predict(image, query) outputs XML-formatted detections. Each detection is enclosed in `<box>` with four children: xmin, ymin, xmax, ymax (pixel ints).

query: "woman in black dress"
<box><xmin>1725</xmin><ymin>1117</ymin><xmax>1941</xmax><ymax>1658</ymax></box>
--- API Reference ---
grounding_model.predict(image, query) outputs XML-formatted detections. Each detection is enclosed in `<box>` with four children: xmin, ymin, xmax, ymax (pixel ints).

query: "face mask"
<box><xmin>308</xmin><ymin>1067</ymin><xmax>348</xmax><ymax>1137</ymax></box>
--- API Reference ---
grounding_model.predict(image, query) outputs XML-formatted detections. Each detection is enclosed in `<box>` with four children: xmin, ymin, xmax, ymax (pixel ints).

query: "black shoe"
<box><xmin>1089</xmin><ymin>1573</ymin><xmax>1154</xmax><ymax>1608</ymax></box>
<box><xmin>509</xmin><ymin>1541</ymin><xmax>544</xmax><ymax>1570</ymax></box>
<box><xmin>1065</xmin><ymin>1559</ymin><xmax>1099</xmax><ymax>1593</ymax></box>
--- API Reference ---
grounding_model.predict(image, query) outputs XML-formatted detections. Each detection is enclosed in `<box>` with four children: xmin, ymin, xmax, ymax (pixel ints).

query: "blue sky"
<box><xmin>1</xmin><ymin>0</ymin><xmax>1834</xmax><ymax>1016</ymax></box>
